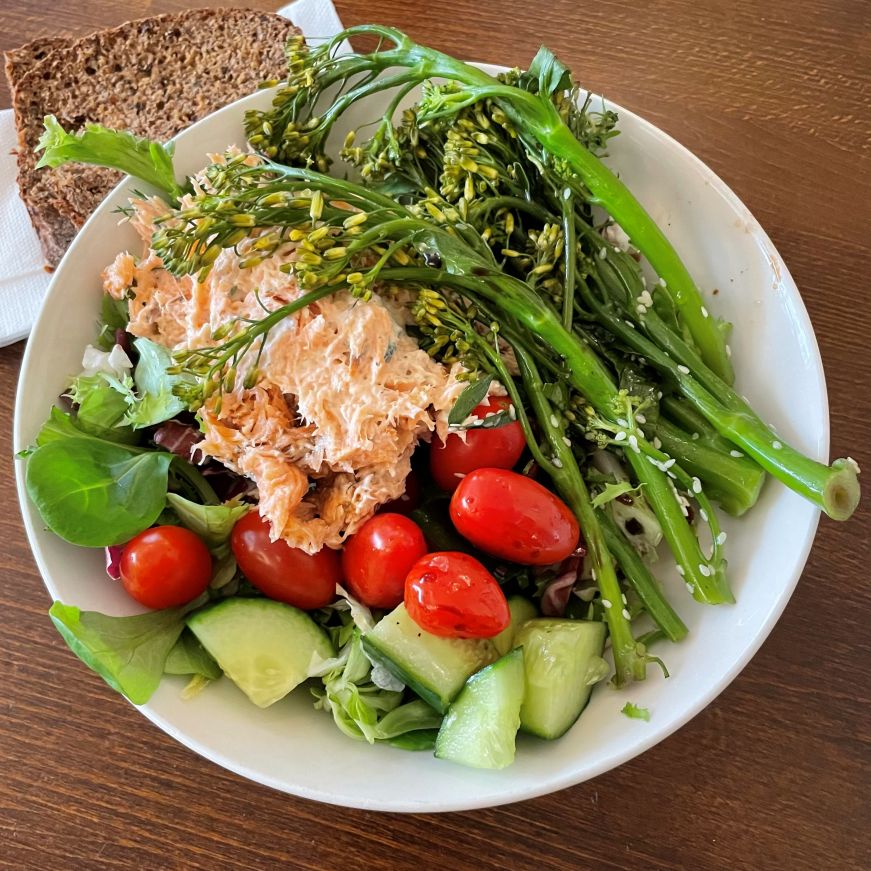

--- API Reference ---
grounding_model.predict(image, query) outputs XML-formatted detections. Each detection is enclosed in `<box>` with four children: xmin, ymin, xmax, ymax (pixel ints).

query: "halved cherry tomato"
<box><xmin>342</xmin><ymin>513</ymin><xmax>428</xmax><ymax>609</ymax></box>
<box><xmin>230</xmin><ymin>511</ymin><xmax>340</xmax><ymax>610</ymax></box>
<box><xmin>404</xmin><ymin>551</ymin><xmax>510</xmax><ymax>638</ymax></box>
<box><xmin>119</xmin><ymin>525</ymin><xmax>212</xmax><ymax>609</ymax></box>
<box><xmin>430</xmin><ymin>396</ymin><xmax>525</xmax><ymax>492</ymax></box>
<box><xmin>450</xmin><ymin>468</ymin><xmax>580</xmax><ymax>565</ymax></box>
<box><xmin>379</xmin><ymin>470</ymin><xmax>422</xmax><ymax>515</ymax></box>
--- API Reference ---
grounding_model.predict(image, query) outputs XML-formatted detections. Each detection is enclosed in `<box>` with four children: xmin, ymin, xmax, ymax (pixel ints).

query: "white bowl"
<box><xmin>14</xmin><ymin>64</ymin><xmax>827</xmax><ymax>812</ymax></box>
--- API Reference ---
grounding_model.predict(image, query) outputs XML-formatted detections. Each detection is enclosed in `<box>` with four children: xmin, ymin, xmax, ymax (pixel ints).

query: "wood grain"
<box><xmin>1</xmin><ymin>2</ymin><xmax>869</xmax><ymax>869</ymax></box>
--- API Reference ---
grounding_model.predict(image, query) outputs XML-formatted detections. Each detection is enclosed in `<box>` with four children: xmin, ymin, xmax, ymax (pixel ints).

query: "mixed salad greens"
<box><xmin>22</xmin><ymin>26</ymin><xmax>861</xmax><ymax>770</ymax></box>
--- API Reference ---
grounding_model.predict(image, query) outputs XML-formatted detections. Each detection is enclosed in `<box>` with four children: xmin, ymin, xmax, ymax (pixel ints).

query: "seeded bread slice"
<box><xmin>6</xmin><ymin>8</ymin><xmax>298</xmax><ymax>266</ymax></box>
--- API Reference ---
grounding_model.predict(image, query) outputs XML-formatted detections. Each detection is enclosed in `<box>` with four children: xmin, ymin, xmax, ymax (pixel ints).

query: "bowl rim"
<box><xmin>13</xmin><ymin>65</ymin><xmax>828</xmax><ymax>811</ymax></box>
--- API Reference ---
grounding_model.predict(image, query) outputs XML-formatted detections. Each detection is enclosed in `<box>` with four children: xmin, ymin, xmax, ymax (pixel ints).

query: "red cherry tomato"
<box><xmin>430</xmin><ymin>396</ymin><xmax>525</xmax><ymax>492</ymax></box>
<box><xmin>379</xmin><ymin>470</ymin><xmax>422</xmax><ymax>515</ymax></box>
<box><xmin>342</xmin><ymin>513</ymin><xmax>428</xmax><ymax>609</ymax></box>
<box><xmin>405</xmin><ymin>551</ymin><xmax>510</xmax><ymax>638</ymax></box>
<box><xmin>450</xmin><ymin>468</ymin><xmax>580</xmax><ymax>566</ymax></box>
<box><xmin>119</xmin><ymin>525</ymin><xmax>212</xmax><ymax>609</ymax></box>
<box><xmin>230</xmin><ymin>511</ymin><xmax>340</xmax><ymax>610</ymax></box>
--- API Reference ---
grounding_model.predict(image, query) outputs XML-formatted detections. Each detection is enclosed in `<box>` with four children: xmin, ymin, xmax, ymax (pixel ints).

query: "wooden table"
<box><xmin>1</xmin><ymin>1</ymin><xmax>868</xmax><ymax>868</ymax></box>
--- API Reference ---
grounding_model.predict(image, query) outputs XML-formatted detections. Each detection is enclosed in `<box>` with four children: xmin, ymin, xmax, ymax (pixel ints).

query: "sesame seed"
<box><xmin>625</xmin><ymin>319</ymin><xmax>636</xmax><ymax>329</ymax></box>
<box><xmin>686</xmin><ymin>582</ymin><xmax>695</xmax><ymax>594</ymax></box>
<box><xmin>659</xmin><ymin>277</ymin><xmax>667</xmax><ymax>287</ymax></box>
<box><xmin>699</xmin><ymin>509</ymin><xmax>709</xmax><ymax>522</ymax></box>
<box><xmin>628</xmin><ymin>434</ymin><xmax>640</xmax><ymax>453</ymax></box>
<box><xmin>716</xmin><ymin>531</ymin><xmax>727</xmax><ymax>545</ymax></box>
<box><xmin>615</xmin><ymin>431</ymin><xmax>627</xmax><ymax>442</ymax></box>
<box><xmin>621</xmin><ymin>593</ymin><xmax>628</xmax><ymax>604</ymax></box>
<box><xmin>509</xmin><ymin>405</ymin><xmax>516</xmax><ymax>419</ymax></box>
<box><xmin>701</xmin><ymin>306</ymin><xmax>709</xmax><ymax>318</ymax></box>
<box><xmin>552</xmin><ymin>457</ymin><xmax>563</xmax><ymax>468</ymax></box>
<box><xmin>698</xmin><ymin>563</ymin><xmax>711</xmax><ymax>576</ymax></box>
<box><xmin>622</xmin><ymin>608</ymin><xmax>632</xmax><ymax>620</ymax></box>
<box><xmin>676</xmin><ymin>565</ymin><xmax>685</xmax><ymax>576</ymax></box>
<box><xmin>562</xmin><ymin>187</ymin><xmax>572</xmax><ymax>200</ymax></box>
<box><xmin>845</xmin><ymin>456</ymin><xmax>861</xmax><ymax>473</ymax></box>
<box><xmin>726</xmin><ymin>344</ymin><xmax>732</xmax><ymax>358</ymax></box>
<box><xmin>730</xmin><ymin>449</ymin><xmax>744</xmax><ymax>457</ymax></box>
<box><xmin>454</xmin><ymin>472</ymin><xmax>466</xmax><ymax>479</ymax></box>
<box><xmin>691</xmin><ymin>477</ymin><xmax>702</xmax><ymax>493</ymax></box>
<box><xmin>563</xmin><ymin>436</ymin><xmax>572</xmax><ymax>447</ymax></box>
<box><xmin>667</xmin><ymin>470</ymin><xmax>677</xmax><ymax>479</ymax></box>
<box><xmin>691</xmin><ymin>432</ymin><xmax>700</xmax><ymax>440</ymax></box>
<box><xmin>617</xmin><ymin>418</ymin><xmax>629</xmax><ymax>428</ymax></box>
<box><xmin>591</xmin><ymin>569</ymin><xmax>598</xmax><ymax>581</ymax></box>
<box><xmin>662</xmin><ymin>458</ymin><xmax>676</xmax><ymax>470</ymax></box>
<box><xmin>677</xmin><ymin>364</ymin><xmax>690</xmax><ymax>375</ymax></box>
<box><xmin>599</xmin><ymin>247</ymin><xmax>607</xmax><ymax>259</ymax></box>
<box><xmin>550</xmin><ymin>414</ymin><xmax>559</xmax><ymax>427</ymax></box>
<box><xmin>652</xmin><ymin>436</ymin><xmax>662</xmax><ymax>449</ymax></box>
<box><xmin>772</xmin><ymin>440</ymin><xmax>782</xmax><ymax>449</ymax></box>
<box><xmin>636</xmin><ymin>304</ymin><xmax>647</xmax><ymax>314</ymax></box>
<box><xmin>636</xmin><ymin>413</ymin><xmax>646</xmax><ymax>424</ymax></box>
<box><xmin>657</xmin><ymin>391</ymin><xmax>663</xmax><ymax>400</ymax></box>
<box><xmin>602</xmin><ymin>599</ymin><xmax>612</xmax><ymax>609</ymax></box>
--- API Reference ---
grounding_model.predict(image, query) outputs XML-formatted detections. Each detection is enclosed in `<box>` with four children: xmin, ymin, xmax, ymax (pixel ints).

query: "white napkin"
<box><xmin>0</xmin><ymin>0</ymin><xmax>346</xmax><ymax>348</ymax></box>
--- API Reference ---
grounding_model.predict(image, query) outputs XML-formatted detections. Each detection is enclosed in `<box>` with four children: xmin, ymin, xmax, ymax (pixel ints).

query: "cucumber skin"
<box><xmin>361</xmin><ymin>636</ymin><xmax>451</xmax><ymax>713</ymax></box>
<box><xmin>362</xmin><ymin>604</ymin><xmax>497</xmax><ymax>715</ymax></box>
<box><xmin>434</xmin><ymin>648</ymin><xmax>526</xmax><ymax>770</ymax></box>
<box><xmin>516</xmin><ymin>619</ymin><xmax>607</xmax><ymax>740</ymax></box>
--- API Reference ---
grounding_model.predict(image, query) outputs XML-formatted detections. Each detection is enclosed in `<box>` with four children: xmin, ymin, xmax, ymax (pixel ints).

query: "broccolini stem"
<box><xmin>581</xmin><ymin>280</ymin><xmax>860</xmax><ymax>520</ymax></box>
<box><xmin>560</xmin><ymin>188</ymin><xmax>577</xmax><ymax>331</ymax></box>
<box><xmin>624</xmin><ymin>448</ymin><xmax>733</xmax><ymax>605</ymax></box>
<box><xmin>597</xmin><ymin>509</ymin><xmax>688</xmax><ymax>642</ymax></box>
<box><xmin>652</xmin><ymin>416</ymin><xmax>765</xmax><ymax>517</ymax></box>
<box><xmin>514</xmin><ymin>346</ymin><xmax>647</xmax><ymax>686</ymax></box>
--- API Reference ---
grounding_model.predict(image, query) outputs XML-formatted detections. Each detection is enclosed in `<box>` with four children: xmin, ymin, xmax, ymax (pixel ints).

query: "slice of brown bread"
<box><xmin>7</xmin><ymin>8</ymin><xmax>298</xmax><ymax>266</ymax></box>
<box><xmin>4</xmin><ymin>36</ymin><xmax>72</xmax><ymax>82</ymax></box>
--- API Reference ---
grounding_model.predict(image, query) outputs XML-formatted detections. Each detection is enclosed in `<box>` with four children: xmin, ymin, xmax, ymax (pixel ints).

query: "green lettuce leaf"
<box><xmin>96</xmin><ymin>294</ymin><xmax>131</xmax><ymax>351</ymax></box>
<box><xmin>591</xmin><ymin>480</ymin><xmax>645</xmax><ymax>510</ymax></box>
<box><xmin>122</xmin><ymin>338</ymin><xmax>188</xmax><ymax>428</ymax></box>
<box><xmin>165</xmin><ymin>493</ymin><xmax>249</xmax><ymax>548</ymax></box>
<box><xmin>36</xmin><ymin>115</ymin><xmax>184</xmax><ymax>201</ymax></box>
<box><xmin>26</xmin><ymin>438</ymin><xmax>172</xmax><ymax>546</ymax></box>
<box><xmin>621</xmin><ymin>701</ymin><xmax>650</xmax><ymax>721</ymax></box>
<box><xmin>164</xmin><ymin>629</ymin><xmax>222</xmax><ymax>680</ymax></box>
<box><xmin>49</xmin><ymin>601</ymin><xmax>187</xmax><ymax>704</ymax></box>
<box><xmin>67</xmin><ymin>373</ymin><xmax>137</xmax><ymax>444</ymax></box>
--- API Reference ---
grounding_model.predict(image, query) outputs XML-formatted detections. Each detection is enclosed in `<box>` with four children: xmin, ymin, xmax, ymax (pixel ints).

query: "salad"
<box><xmin>21</xmin><ymin>26</ymin><xmax>860</xmax><ymax>771</ymax></box>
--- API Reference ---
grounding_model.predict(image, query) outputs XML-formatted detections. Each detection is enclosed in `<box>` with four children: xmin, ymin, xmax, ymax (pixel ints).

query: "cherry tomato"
<box><xmin>379</xmin><ymin>470</ymin><xmax>422</xmax><ymax>515</ymax></box>
<box><xmin>404</xmin><ymin>551</ymin><xmax>510</xmax><ymax>638</ymax></box>
<box><xmin>430</xmin><ymin>396</ymin><xmax>525</xmax><ymax>492</ymax></box>
<box><xmin>342</xmin><ymin>513</ymin><xmax>428</xmax><ymax>609</ymax></box>
<box><xmin>119</xmin><ymin>525</ymin><xmax>212</xmax><ymax>609</ymax></box>
<box><xmin>230</xmin><ymin>511</ymin><xmax>340</xmax><ymax>610</ymax></box>
<box><xmin>450</xmin><ymin>468</ymin><xmax>580</xmax><ymax>565</ymax></box>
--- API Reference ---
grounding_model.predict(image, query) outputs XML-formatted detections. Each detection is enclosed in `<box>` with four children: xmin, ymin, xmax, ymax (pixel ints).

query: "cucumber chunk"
<box><xmin>187</xmin><ymin>598</ymin><xmax>333</xmax><ymax>708</ymax></box>
<box><xmin>362</xmin><ymin>603</ymin><xmax>496</xmax><ymax>714</ymax></box>
<box><xmin>492</xmin><ymin>596</ymin><xmax>538</xmax><ymax>656</ymax></box>
<box><xmin>434</xmin><ymin>648</ymin><xmax>525</xmax><ymax>770</ymax></box>
<box><xmin>516</xmin><ymin>618</ymin><xmax>608</xmax><ymax>738</ymax></box>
